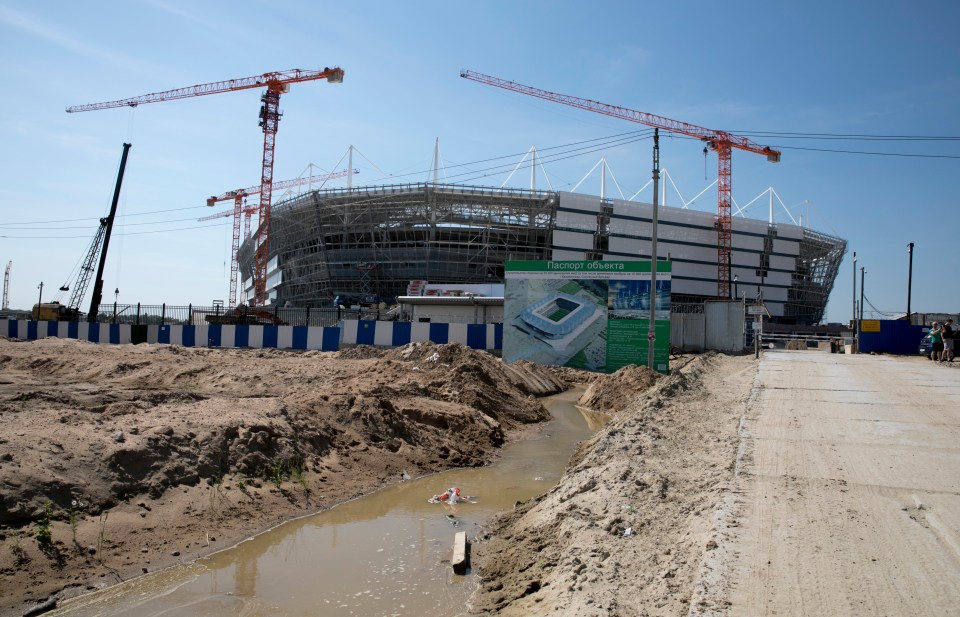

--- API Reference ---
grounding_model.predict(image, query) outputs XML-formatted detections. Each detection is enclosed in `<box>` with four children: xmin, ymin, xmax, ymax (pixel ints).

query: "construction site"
<box><xmin>242</xmin><ymin>181</ymin><xmax>846</xmax><ymax>325</ymax></box>
<box><xmin>12</xmin><ymin>59</ymin><xmax>957</xmax><ymax>617</ymax></box>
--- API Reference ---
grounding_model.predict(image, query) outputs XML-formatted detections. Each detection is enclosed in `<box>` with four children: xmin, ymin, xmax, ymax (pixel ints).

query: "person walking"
<box><xmin>941</xmin><ymin>319</ymin><xmax>954</xmax><ymax>363</ymax></box>
<box><xmin>930</xmin><ymin>322</ymin><xmax>943</xmax><ymax>362</ymax></box>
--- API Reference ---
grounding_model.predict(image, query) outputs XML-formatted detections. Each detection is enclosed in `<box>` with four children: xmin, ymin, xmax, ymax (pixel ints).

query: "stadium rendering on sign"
<box><xmin>237</xmin><ymin>181</ymin><xmax>846</xmax><ymax>325</ymax></box>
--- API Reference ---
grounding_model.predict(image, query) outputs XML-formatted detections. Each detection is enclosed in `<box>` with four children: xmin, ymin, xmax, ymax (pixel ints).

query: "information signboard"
<box><xmin>503</xmin><ymin>260</ymin><xmax>671</xmax><ymax>374</ymax></box>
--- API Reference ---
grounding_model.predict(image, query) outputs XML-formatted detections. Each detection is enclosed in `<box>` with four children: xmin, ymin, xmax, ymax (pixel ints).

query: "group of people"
<box><xmin>929</xmin><ymin>319</ymin><xmax>955</xmax><ymax>362</ymax></box>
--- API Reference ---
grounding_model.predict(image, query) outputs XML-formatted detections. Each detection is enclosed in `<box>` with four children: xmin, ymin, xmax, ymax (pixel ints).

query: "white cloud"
<box><xmin>0</xmin><ymin>4</ymin><xmax>142</xmax><ymax>71</ymax></box>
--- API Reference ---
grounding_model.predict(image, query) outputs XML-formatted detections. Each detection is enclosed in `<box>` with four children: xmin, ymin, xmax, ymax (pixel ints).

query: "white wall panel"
<box><xmin>676</xmin><ymin>261</ymin><xmax>719</xmax><ymax>281</ymax></box>
<box><xmin>551</xmin><ymin>249</ymin><xmax>586</xmax><ymax>260</ymax></box>
<box><xmin>776</xmin><ymin>224</ymin><xmax>804</xmax><ymax>240</ymax></box>
<box><xmin>553</xmin><ymin>230</ymin><xmax>595</xmax><ymax>250</ymax></box>
<box><xmin>609</xmin><ymin>236</ymin><xmax>645</xmax><ymax>255</ymax></box>
<box><xmin>773</xmin><ymin>238</ymin><xmax>800</xmax><ymax>255</ymax></box>
<box><xmin>673</xmin><ymin>278</ymin><xmax>717</xmax><ymax>296</ymax></box>
<box><xmin>559</xmin><ymin>191</ymin><xmax>602</xmax><ymax>213</ymax></box>
<box><xmin>555</xmin><ymin>211</ymin><xmax>597</xmax><ymax>231</ymax></box>
<box><xmin>770</xmin><ymin>255</ymin><xmax>797</xmax><ymax>271</ymax></box>
<box><xmin>732</xmin><ymin>235</ymin><xmax>764</xmax><ymax>251</ymax></box>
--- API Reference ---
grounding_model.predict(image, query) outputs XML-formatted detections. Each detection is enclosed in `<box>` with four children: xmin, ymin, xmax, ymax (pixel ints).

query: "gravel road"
<box><xmin>722</xmin><ymin>351</ymin><xmax>960</xmax><ymax>616</ymax></box>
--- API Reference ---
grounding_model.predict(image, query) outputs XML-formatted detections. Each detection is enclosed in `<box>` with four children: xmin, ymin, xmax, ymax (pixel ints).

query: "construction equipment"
<box><xmin>67</xmin><ymin>67</ymin><xmax>345</xmax><ymax>306</ymax></box>
<box><xmin>2</xmin><ymin>261</ymin><xmax>10</xmax><ymax>311</ymax></box>
<box><xmin>460</xmin><ymin>70</ymin><xmax>781</xmax><ymax>300</ymax></box>
<box><xmin>198</xmin><ymin>168</ymin><xmax>357</xmax><ymax>307</ymax></box>
<box><xmin>35</xmin><ymin>143</ymin><xmax>132</xmax><ymax>322</ymax></box>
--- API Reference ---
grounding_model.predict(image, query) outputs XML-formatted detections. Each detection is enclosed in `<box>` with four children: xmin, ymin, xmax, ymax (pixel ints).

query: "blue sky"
<box><xmin>1</xmin><ymin>1</ymin><xmax>957</xmax><ymax>323</ymax></box>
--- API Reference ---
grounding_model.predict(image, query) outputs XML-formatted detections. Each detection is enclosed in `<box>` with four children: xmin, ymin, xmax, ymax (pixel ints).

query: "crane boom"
<box><xmin>66</xmin><ymin>68</ymin><xmax>344</xmax><ymax>113</ymax></box>
<box><xmin>460</xmin><ymin>69</ymin><xmax>781</xmax><ymax>299</ymax></box>
<box><xmin>204</xmin><ymin>168</ymin><xmax>357</xmax><ymax>208</ymax></box>
<box><xmin>198</xmin><ymin>168</ymin><xmax>357</xmax><ymax>307</ymax></box>
<box><xmin>67</xmin><ymin>67</ymin><xmax>344</xmax><ymax>305</ymax></box>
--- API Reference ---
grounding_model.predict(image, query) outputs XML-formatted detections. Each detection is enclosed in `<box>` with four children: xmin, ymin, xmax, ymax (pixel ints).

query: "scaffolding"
<box><xmin>237</xmin><ymin>181</ymin><xmax>846</xmax><ymax>325</ymax></box>
<box><xmin>238</xmin><ymin>182</ymin><xmax>556</xmax><ymax>306</ymax></box>
<box><xmin>784</xmin><ymin>228</ymin><xmax>847</xmax><ymax>325</ymax></box>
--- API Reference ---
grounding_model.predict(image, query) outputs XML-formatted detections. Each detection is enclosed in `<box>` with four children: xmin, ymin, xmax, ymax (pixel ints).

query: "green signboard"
<box><xmin>504</xmin><ymin>260</ymin><xmax>671</xmax><ymax>374</ymax></box>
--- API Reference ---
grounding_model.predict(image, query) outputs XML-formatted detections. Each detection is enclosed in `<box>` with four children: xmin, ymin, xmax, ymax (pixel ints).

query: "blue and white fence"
<box><xmin>340</xmin><ymin>320</ymin><xmax>502</xmax><ymax>349</ymax></box>
<box><xmin>2</xmin><ymin>319</ymin><xmax>503</xmax><ymax>352</ymax></box>
<box><xmin>3</xmin><ymin>320</ymin><xmax>134</xmax><ymax>344</ymax></box>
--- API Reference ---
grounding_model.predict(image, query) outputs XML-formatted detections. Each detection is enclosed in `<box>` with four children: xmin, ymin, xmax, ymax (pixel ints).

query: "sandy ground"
<box><xmin>0</xmin><ymin>337</ymin><xmax>573</xmax><ymax>616</ymax></box>
<box><xmin>468</xmin><ymin>352</ymin><xmax>756</xmax><ymax>616</ymax></box>
<box><xmin>7</xmin><ymin>337</ymin><xmax>953</xmax><ymax>617</ymax></box>
<box><xmin>717</xmin><ymin>351</ymin><xmax>960</xmax><ymax>616</ymax></box>
<box><xmin>469</xmin><ymin>350</ymin><xmax>960</xmax><ymax>616</ymax></box>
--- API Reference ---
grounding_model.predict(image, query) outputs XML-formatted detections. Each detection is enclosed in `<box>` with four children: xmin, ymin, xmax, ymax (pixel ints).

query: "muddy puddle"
<box><xmin>49</xmin><ymin>388</ymin><xmax>601</xmax><ymax>616</ymax></box>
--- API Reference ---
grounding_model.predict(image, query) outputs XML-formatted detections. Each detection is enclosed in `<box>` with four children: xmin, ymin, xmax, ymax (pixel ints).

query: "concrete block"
<box><xmin>452</xmin><ymin>531</ymin><xmax>469</xmax><ymax>575</ymax></box>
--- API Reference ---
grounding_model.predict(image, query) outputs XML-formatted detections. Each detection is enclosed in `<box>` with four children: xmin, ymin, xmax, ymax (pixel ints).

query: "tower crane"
<box><xmin>67</xmin><ymin>67</ymin><xmax>345</xmax><ymax>305</ymax></box>
<box><xmin>198</xmin><ymin>168</ymin><xmax>358</xmax><ymax>307</ymax></box>
<box><xmin>2</xmin><ymin>261</ymin><xmax>10</xmax><ymax>311</ymax></box>
<box><xmin>460</xmin><ymin>70</ymin><xmax>781</xmax><ymax>300</ymax></box>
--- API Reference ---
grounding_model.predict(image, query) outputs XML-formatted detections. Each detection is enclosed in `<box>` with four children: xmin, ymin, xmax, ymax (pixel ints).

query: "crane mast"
<box><xmin>460</xmin><ymin>70</ymin><xmax>781</xmax><ymax>299</ymax></box>
<box><xmin>67</xmin><ymin>67</ymin><xmax>344</xmax><ymax>306</ymax></box>
<box><xmin>2</xmin><ymin>261</ymin><xmax>10</xmax><ymax>311</ymax></box>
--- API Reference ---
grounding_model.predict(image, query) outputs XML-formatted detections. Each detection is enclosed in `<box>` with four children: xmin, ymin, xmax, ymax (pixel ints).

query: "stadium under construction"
<box><xmin>236</xmin><ymin>182</ymin><xmax>847</xmax><ymax>325</ymax></box>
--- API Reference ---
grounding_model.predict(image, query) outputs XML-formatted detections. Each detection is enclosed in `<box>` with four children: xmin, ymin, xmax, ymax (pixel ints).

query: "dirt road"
<box><xmin>717</xmin><ymin>351</ymin><xmax>960</xmax><ymax>616</ymax></box>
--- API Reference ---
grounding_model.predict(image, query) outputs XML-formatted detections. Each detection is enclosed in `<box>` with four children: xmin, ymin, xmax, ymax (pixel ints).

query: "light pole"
<box><xmin>37</xmin><ymin>281</ymin><xmax>44</xmax><ymax>308</ymax></box>
<box><xmin>907</xmin><ymin>243</ymin><xmax>914</xmax><ymax>322</ymax></box>
<box><xmin>734</xmin><ymin>274</ymin><xmax>739</xmax><ymax>301</ymax></box>
<box><xmin>852</xmin><ymin>252</ymin><xmax>857</xmax><ymax>350</ymax></box>
<box><xmin>647</xmin><ymin>128</ymin><xmax>660</xmax><ymax>372</ymax></box>
<box><xmin>859</xmin><ymin>266</ymin><xmax>866</xmax><ymax>353</ymax></box>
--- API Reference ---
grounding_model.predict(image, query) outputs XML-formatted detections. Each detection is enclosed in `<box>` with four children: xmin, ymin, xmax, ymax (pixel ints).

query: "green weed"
<box><xmin>35</xmin><ymin>501</ymin><xmax>52</xmax><ymax>546</ymax></box>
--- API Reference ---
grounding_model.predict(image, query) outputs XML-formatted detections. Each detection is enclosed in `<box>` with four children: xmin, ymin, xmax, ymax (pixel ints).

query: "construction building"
<box><xmin>236</xmin><ymin>182</ymin><xmax>846</xmax><ymax>325</ymax></box>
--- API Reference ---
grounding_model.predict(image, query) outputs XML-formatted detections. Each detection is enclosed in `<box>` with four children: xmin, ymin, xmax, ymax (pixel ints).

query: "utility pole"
<box><xmin>37</xmin><ymin>282</ymin><xmax>44</xmax><ymax>310</ymax></box>
<box><xmin>859</xmin><ymin>266</ymin><xmax>866</xmax><ymax>352</ymax></box>
<box><xmin>852</xmin><ymin>252</ymin><xmax>857</xmax><ymax>350</ymax></box>
<box><xmin>907</xmin><ymin>242</ymin><xmax>914</xmax><ymax>322</ymax></box>
<box><xmin>647</xmin><ymin>128</ymin><xmax>660</xmax><ymax>371</ymax></box>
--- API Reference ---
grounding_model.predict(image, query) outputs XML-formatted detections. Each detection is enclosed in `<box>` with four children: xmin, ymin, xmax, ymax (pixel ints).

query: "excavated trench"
<box><xmin>45</xmin><ymin>389</ymin><xmax>600</xmax><ymax>617</ymax></box>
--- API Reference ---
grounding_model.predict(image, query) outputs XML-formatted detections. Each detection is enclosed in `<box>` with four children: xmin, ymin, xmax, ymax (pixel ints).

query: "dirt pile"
<box><xmin>577</xmin><ymin>363</ymin><xmax>662</xmax><ymax>413</ymax></box>
<box><xmin>0</xmin><ymin>338</ymin><xmax>564</xmax><ymax>615</ymax></box>
<box><xmin>469</xmin><ymin>352</ymin><xmax>757</xmax><ymax>616</ymax></box>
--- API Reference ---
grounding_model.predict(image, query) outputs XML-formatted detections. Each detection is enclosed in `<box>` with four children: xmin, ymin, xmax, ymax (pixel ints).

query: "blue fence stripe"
<box><xmin>494</xmin><ymin>324</ymin><xmax>503</xmax><ymax>350</ymax></box>
<box><xmin>8</xmin><ymin>320</ymin><xmax>18</xmax><ymax>338</ymax></box>
<box><xmin>182</xmin><ymin>325</ymin><xmax>195</xmax><ymax>347</ymax></box>
<box><xmin>262</xmin><ymin>326</ymin><xmax>278</xmax><ymax>349</ymax></box>
<box><xmin>291</xmin><ymin>326</ymin><xmax>308</xmax><ymax>350</ymax></box>
<box><xmin>46</xmin><ymin>321</ymin><xmax>58</xmax><ymax>337</ymax></box>
<box><xmin>392</xmin><ymin>322</ymin><xmax>412</xmax><ymax>347</ymax></box>
<box><xmin>235</xmin><ymin>325</ymin><xmax>249</xmax><ymax>348</ymax></box>
<box><xmin>356</xmin><ymin>321</ymin><xmax>376</xmax><ymax>345</ymax></box>
<box><xmin>158</xmin><ymin>326</ymin><xmax>170</xmax><ymax>344</ymax></box>
<box><xmin>108</xmin><ymin>324</ymin><xmax>119</xmax><ymax>344</ymax></box>
<box><xmin>207</xmin><ymin>324</ymin><xmax>222</xmax><ymax>347</ymax></box>
<box><xmin>88</xmin><ymin>322</ymin><xmax>100</xmax><ymax>343</ymax></box>
<box><xmin>429</xmin><ymin>322</ymin><xmax>449</xmax><ymax>344</ymax></box>
<box><xmin>322</xmin><ymin>327</ymin><xmax>340</xmax><ymax>351</ymax></box>
<box><xmin>27</xmin><ymin>321</ymin><xmax>37</xmax><ymax>340</ymax></box>
<box><xmin>68</xmin><ymin>321</ymin><xmax>79</xmax><ymax>339</ymax></box>
<box><xmin>466</xmin><ymin>324</ymin><xmax>486</xmax><ymax>350</ymax></box>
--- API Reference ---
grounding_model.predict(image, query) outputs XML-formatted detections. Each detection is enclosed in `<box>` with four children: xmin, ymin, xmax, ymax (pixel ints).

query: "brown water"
<box><xmin>50</xmin><ymin>389</ymin><xmax>599</xmax><ymax>616</ymax></box>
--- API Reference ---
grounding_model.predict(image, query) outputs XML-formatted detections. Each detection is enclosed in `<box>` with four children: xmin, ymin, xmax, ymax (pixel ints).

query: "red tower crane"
<box><xmin>67</xmin><ymin>67</ymin><xmax>345</xmax><ymax>305</ymax></box>
<box><xmin>460</xmin><ymin>70</ymin><xmax>780</xmax><ymax>300</ymax></box>
<box><xmin>198</xmin><ymin>168</ymin><xmax>358</xmax><ymax>307</ymax></box>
